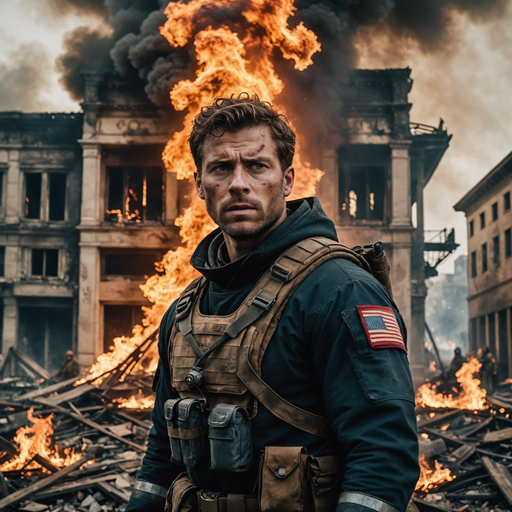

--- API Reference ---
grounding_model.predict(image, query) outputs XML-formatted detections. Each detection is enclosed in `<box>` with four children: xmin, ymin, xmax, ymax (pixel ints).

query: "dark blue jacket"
<box><xmin>126</xmin><ymin>198</ymin><xmax>419</xmax><ymax>512</ymax></box>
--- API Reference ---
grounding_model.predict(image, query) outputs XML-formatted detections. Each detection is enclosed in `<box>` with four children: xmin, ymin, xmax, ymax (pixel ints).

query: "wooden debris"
<box><xmin>481</xmin><ymin>456</ymin><xmax>512</xmax><ymax>505</ymax></box>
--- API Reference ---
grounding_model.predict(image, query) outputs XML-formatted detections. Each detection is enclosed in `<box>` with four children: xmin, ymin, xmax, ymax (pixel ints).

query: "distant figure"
<box><xmin>479</xmin><ymin>347</ymin><xmax>498</xmax><ymax>394</ymax></box>
<box><xmin>448</xmin><ymin>347</ymin><xmax>466</xmax><ymax>381</ymax></box>
<box><xmin>56</xmin><ymin>350</ymin><xmax>80</xmax><ymax>381</ymax></box>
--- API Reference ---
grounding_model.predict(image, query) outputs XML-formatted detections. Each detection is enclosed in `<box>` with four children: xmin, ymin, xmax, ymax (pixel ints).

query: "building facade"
<box><xmin>0</xmin><ymin>69</ymin><xmax>452</xmax><ymax>383</ymax></box>
<box><xmin>454</xmin><ymin>152</ymin><xmax>512</xmax><ymax>380</ymax></box>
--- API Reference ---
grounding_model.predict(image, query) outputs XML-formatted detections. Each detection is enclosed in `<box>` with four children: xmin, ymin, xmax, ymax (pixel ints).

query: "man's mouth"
<box><xmin>225</xmin><ymin>203</ymin><xmax>257</xmax><ymax>214</ymax></box>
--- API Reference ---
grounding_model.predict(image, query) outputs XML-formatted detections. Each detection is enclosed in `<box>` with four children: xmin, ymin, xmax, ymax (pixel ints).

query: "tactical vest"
<box><xmin>168</xmin><ymin>237</ymin><xmax>390</xmax><ymax>439</ymax></box>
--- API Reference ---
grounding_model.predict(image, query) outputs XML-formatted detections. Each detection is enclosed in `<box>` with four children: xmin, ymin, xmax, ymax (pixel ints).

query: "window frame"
<box><xmin>469</xmin><ymin>220</ymin><xmax>474</xmax><ymax>237</ymax></box>
<box><xmin>29</xmin><ymin>248</ymin><xmax>61</xmax><ymax>279</ymax></box>
<box><xmin>482</xmin><ymin>242</ymin><xmax>488</xmax><ymax>272</ymax></box>
<box><xmin>104</xmin><ymin>165</ymin><xmax>165</xmax><ymax>224</ymax></box>
<box><xmin>505</xmin><ymin>191</ymin><xmax>511</xmax><ymax>213</ymax></box>
<box><xmin>506</xmin><ymin>228</ymin><xmax>512</xmax><ymax>259</ymax></box>
<box><xmin>471</xmin><ymin>250</ymin><xmax>477</xmax><ymax>278</ymax></box>
<box><xmin>492</xmin><ymin>202</ymin><xmax>498</xmax><ymax>222</ymax></box>
<box><xmin>480</xmin><ymin>212</ymin><xmax>486</xmax><ymax>230</ymax></box>
<box><xmin>493</xmin><ymin>235</ymin><xmax>500</xmax><ymax>265</ymax></box>
<box><xmin>22</xmin><ymin>169</ymin><xmax>68</xmax><ymax>223</ymax></box>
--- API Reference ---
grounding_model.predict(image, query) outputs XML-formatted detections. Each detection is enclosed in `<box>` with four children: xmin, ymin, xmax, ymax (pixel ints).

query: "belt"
<box><xmin>198</xmin><ymin>491</ymin><xmax>259</xmax><ymax>512</ymax></box>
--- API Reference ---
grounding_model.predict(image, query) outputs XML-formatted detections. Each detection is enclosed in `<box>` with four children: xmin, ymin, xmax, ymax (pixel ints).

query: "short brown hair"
<box><xmin>189</xmin><ymin>93</ymin><xmax>296</xmax><ymax>173</ymax></box>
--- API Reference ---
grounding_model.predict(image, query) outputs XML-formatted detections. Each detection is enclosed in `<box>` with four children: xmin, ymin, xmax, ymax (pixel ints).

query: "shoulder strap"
<box><xmin>236</xmin><ymin>237</ymin><xmax>369</xmax><ymax>439</ymax></box>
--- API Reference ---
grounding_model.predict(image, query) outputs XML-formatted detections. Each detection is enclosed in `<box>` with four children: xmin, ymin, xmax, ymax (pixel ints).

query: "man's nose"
<box><xmin>228</xmin><ymin>164</ymin><xmax>250</xmax><ymax>193</ymax></box>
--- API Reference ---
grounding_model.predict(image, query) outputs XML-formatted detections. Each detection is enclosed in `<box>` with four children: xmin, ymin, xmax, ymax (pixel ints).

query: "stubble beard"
<box><xmin>205</xmin><ymin>192</ymin><xmax>286</xmax><ymax>241</ymax></box>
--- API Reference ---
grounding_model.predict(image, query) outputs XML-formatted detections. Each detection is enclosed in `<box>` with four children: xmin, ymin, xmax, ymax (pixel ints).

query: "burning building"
<box><xmin>0</xmin><ymin>67</ymin><xmax>453</xmax><ymax>384</ymax></box>
<box><xmin>454</xmin><ymin>152</ymin><xmax>512</xmax><ymax>380</ymax></box>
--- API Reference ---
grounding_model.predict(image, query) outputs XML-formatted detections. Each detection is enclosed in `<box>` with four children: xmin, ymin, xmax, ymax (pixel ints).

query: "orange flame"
<box><xmin>0</xmin><ymin>408</ymin><xmax>82</xmax><ymax>471</ymax></box>
<box><xmin>415</xmin><ymin>454</ymin><xmax>455</xmax><ymax>492</ymax></box>
<box><xmin>81</xmin><ymin>0</ymin><xmax>323</xmax><ymax>385</ymax></box>
<box><xmin>114</xmin><ymin>390</ymin><xmax>155</xmax><ymax>409</ymax></box>
<box><xmin>416</xmin><ymin>358</ymin><xmax>487</xmax><ymax>410</ymax></box>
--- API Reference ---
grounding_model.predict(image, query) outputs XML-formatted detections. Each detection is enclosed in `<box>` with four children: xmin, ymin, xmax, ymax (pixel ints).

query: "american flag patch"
<box><xmin>356</xmin><ymin>306</ymin><xmax>406</xmax><ymax>352</ymax></box>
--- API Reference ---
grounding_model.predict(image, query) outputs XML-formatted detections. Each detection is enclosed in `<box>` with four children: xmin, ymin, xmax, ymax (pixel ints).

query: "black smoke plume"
<box><xmin>52</xmin><ymin>0</ymin><xmax>509</xmax><ymax>139</ymax></box>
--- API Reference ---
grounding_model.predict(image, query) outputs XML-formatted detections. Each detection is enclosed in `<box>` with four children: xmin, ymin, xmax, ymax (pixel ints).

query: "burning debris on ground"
<box><xmin>0</xmin><ymin>347</ymin><xmax>154</xmax><ymax>512</ymax></box>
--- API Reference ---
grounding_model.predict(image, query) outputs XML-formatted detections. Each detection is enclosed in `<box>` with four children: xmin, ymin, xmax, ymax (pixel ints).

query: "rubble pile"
<box><xmin>4</xmin><ymin>348</ymin><xmax>512</xmax><ymax>511</ymax></box>
<box><xmin>0</xmin><ymin>349</ymin><xmax>154</xmax><ymax>512</ymax></box>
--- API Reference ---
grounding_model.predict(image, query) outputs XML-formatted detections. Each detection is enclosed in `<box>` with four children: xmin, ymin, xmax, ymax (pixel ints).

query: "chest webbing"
<box><xmin>169</xmin><ymin>237</ymin><xmax>372</xmax><ymax>438</ymax></box>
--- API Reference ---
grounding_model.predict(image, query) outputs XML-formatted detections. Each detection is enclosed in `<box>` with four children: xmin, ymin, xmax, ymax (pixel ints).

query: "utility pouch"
<box><xmin>177</xmin><ymin>398</ymin><xmax>209</xmax><ymax>468</ymax></box>
<box><xmin>260</xmin><ymin>446</ymin><xmax>312</xmax><ymax>512</ymax></box>
<box><xmin>308</xmin><ymin>455</ymin><xmax>339</xmax><ymax>512</ymax></box>
<box><xmin>164</xmin><ymin>398</ymin><xmax>183</xmax><ymax>464</ymax></box>
<box><xmin>208</xmin><ymin>403</ymin><xmax>252</xmax><ymax>473</ymax></box>
<box><xmin>164</xmin><ymin>472</ymin><xmax>198</xmax><ymax>512</ymax></box>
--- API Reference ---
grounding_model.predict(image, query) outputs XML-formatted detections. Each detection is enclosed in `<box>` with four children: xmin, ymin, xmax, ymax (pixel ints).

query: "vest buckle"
<box><xmin>271</xmin><ymin>263</ymin><xmax>292</xmax><ymax>281</ymax></box>
<box><xmin>252</xmin><ymin>289</ymin><xmax>276</xmax><ymax>311</ymax></box>
<box><xmin>176</xmin><ymin>293</ymin><xmax>193</xmax><ymax>321</ymax></box>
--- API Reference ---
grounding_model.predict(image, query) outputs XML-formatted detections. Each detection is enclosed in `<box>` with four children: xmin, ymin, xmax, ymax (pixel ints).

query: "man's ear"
<box><xmin>283</xmin><ymin>166</ymin><xmax>294</xmax><ymax>197</ymax></box>
<box><xmin>194</xmin><ymin>170</ymin><xmax>205</xmax><ymax>200</ymax></box>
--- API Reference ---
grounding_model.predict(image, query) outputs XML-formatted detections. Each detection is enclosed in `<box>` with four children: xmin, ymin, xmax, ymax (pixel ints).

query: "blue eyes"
<box><xmin>213</xmin><ymin>163</ymin><xmax>264</xmax><ymax>172</ymax></box>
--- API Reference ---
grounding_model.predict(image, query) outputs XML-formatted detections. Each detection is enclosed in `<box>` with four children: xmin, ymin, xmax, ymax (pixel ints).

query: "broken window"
<box><xmin>18</xmin><ymin>303</ymin><xmax>73</xmax><ymax>372</ymax></box>
<box><xmin>482</xmin><ymin>243</ymin><xmax>488</xmax><ymax>272</ymax></box>
<box><xmin>25</xmin><ymin>173</ymin><xmax>42</xmax><ymax>219</ymax></box>
<box><xmin>493</xmin><ymin>235</ymin><xmax>500</xmax><ymax>265</ymax></box>
<box><xmin>31</xmin><ymin>249</ymin><xmax>59</xmax><ymax>277</ymax></box>
<box><xmin>49</xmin><ymin>173</ymin><xmax>66</xmax><ymax>221</ymax></box>
<box><xmin>105</xmin><ymin>166</ymin><xmax>163</xmax><ymax>223</ymax></box>
<box><xmin>101</xmin><ymin>249</ymin><xmax>165</xmax><ymax>280</ymax></box>
<box><xmin>338</xmin><ymin>145</ymin><xmax>389</xmax><ymax>223</ymax></box>
<box><xmin>506</xmin><ymin>228</ymin><xmax>511</xmax><ymax>258</ymax></box>
<box><xmin>103</xmin><ymin>305</ymin><xmax>145</xmax><ymax>353</ymax></box>
<box><xmin>471</xmin><ymin>251</ymin><xmax>477</xmax><ymax>278</ymax></box>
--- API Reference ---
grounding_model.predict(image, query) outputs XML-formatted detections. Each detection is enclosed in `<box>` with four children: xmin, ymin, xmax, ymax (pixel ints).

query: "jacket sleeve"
<box><xmin>126</xmin><ymin>303</ymin><xmax>183</xmax><ymax>512</ymax></box>
<box><xmin>310</xmin><ymin>275</ymin><xmax>419</xmax><ymax>512</ymax></box>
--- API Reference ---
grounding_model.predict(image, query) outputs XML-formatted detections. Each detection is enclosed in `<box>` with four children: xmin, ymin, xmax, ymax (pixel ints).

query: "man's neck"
<box><xmin>223</xmin><ymin>208</ymin><xmax>288</xmax><ymax>262</ymax></box>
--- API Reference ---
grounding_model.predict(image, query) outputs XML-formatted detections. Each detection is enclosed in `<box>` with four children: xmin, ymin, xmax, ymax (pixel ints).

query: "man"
<box><xmin>126</xmin><ymin>95</ymin><xmax>419</xmax><ymax>512</ymax></box>
<box><xmin>56</xmin><ymin>350</ymin><xmax>80</xmax><ymax>381</ymax></box>
<box><xmin>447</xmin><ymin>347</ymin><xmax>465</xmax><ymax>382</ymax></box>
<box><xmin>479</xmin><ymin>346</ymin><xmax>498</xmax><ymax>394</ymax></box>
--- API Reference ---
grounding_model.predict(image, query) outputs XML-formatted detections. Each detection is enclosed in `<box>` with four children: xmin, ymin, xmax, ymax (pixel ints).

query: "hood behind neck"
<box><xmin>190</xmin><ymin>197</ymin><xmax>338</xmax><ymax>291</ymax></box>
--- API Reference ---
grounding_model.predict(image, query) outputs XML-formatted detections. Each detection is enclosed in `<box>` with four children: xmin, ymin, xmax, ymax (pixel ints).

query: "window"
<box><xmin>471</xmin><ymin>251</ymin><xmax>477</xmax><ymax>278</ymax></box>
<box><xmin>506</xmin><ymin>228</ymin><xmax>512</xmax><ymax>258</ymax></box>
<box><xmin>101</xmin><ymin>249</ymin><xmax>165</xmax><ymax>280</ymax></box>
<box><xmin>105</xmin><ymin>166</ymin><xmax>163</xmax><ymax>223</ymax></box>
<box><xmin>493</xmin><ymin>235</ymin><xmax>500</xmax><ymax>265</ymax></box>
<box><xmin>492</xmin><ymin>202</ymin><xmax>498</xmax><ymax>221</ymax></box>
<box><xmin>505</xmin><ymin>191</ymin><xmax>511</xmax><ymax>212</ymax></box>
<box><xmin>0</xmin><ymin>171</ymin><xmax>4</xmax><ymax>207</ymax></box>
<box><xmin>24</xmin><ymin>172</ymin><xmax>67</xmax><ymax>221</ymax></box>
<box><xmin>104</xmin><ymin>305</ymin><xmax>145</xmax><ymax>353</ymax></box>
<box><xmin>31</xmin><ymin>249</ymin><xmax>59</xmax><ymax>277</ymax></box>
<box><xmin>49</xmin><ymin>173</ymin><xmax>66</xmax><ymax>221</ymax></box>
<box><xmin>0</xmin><ymin>247</ymin><xmax>4</xmax><ymax>277</ymax></box>
<box><xmin>347</xmin><ymin>167</ymin><xmax>386</xmax><ymax>221</ymax></box>
<box><xmin>25</xmin><ymin>173</ymin><xmax>42</xmax><ymax>219</ymax></box>
<box><xmin>480</xmin><ymin>212</ymin><xmax>486</xmax><ymax>229</ymax></box>
<box><xmin>469</xmin><ymin>220</ymin><xmax>474</xmax><ymax>237</ymax></box>
<box><xmin>482</xmin><ymin>243</ymin><xmax>488</xmax><ymax>272</ymax></box>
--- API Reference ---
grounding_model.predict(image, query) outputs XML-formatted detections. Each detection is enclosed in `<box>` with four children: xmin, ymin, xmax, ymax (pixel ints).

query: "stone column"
<box><xmin>6</xmin><ymin>150</ymin><xmax>20</xmax><ymax>224</ymax></box>
<box><xmin>77</xmin><ymin>142</ymin><xmax>102</xmax><ymax>365</ymax></box>
<box><xmin>2</xmin><ymin>297</ymin><xmax>17</xmax><ymax>353</ymax></box>
<box><xmin>165</xmin><ymin>171</ymin><xmax>179</xmax><ymax>225</ymax></box>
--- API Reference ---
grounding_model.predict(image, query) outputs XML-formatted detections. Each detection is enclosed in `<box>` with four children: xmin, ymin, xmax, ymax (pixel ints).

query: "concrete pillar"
<box><xmin>77</xmin><ymin>142</ymin><xmax>101</xmax><ymax>365</ymax></box>
<box><xmin>80</xmin><ymin>144</ymin><xmax>101</xmax><ymax>226</ymax></box>
<box><xmin>165</xmin><ymin>171</ymin><xmax>179</xmax><ymax>224</ymax></box>
<box><xmin>389</xmin><ymin>142</ymin><xmax>413</xmax><ymax>351</ymax></box>
<box><xmin>6</xmin><ymin>150</ymin><xmax>20</xmax><ymax>224</ymax></box>
<box><xmin>77</xmin><ymin>244</ymin><xmax>101</xmax><ymax>366</ymax></box>
<box><xmin>2</xmin><ymin>297</ymin><xmax>17</xmax><ymax>353</ymax></box>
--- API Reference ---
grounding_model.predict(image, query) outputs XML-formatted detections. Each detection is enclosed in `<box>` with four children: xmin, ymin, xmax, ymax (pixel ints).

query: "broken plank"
<box><xmin>113</xmin><ymin>410</ymin><xmax>151</xmax><ymax>429</ymax></box>
<box><xmin>34</xmin><ymin>399</ymin><xmax>146</xmax><ymax>452</ymax></box>
<box><xmin>460</xmin><ymin>415</ymin><xmax>494</xmax><ymax>438</ymax></box>
<box><xmin>482</xmin><ymin>426</ymin><xmax>512</xmax><ymax>444</ymax></box>
<box><xmin>42</xmin><ymin>384</ymin><xmax>96</xmax><ymax>405</ymax></box>
<box><xmin>446</xmin><ymin>443</ymin><xmax>476</xmax><ymax>464</ymax></box>
<box><xmin>482</xmin><ymin>455</ymin><xmax>512</xmax><ymax>505</ymax></box>
<box><xmin>97</xmin><ymin>481</ymin><xmax>131</xmax><ymax>503</ymax></box>
<box><xmin>32</xmin><ymin>474</ymin><xmax>118</xmax><ymax>501</ymax></box>
<box><xmin>13</xmin><ymin>349</ymin><xmax>51</xmax><ymax>380</ymax></box>
<box><xmin>417</xmin><ymin>409</ymin><xmax>462</xmax><ymax>429</ymax></box>
<box><xmin>14</xmin><ymin>377</ymin><xmax>79</xmax><ymax>401</ymax></box>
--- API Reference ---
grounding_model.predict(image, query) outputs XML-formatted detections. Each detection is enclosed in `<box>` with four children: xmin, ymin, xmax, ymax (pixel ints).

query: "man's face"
<box><xmin>194</xmin><ymin>125</ymin><xmax>294</xmax><ymax>240</ymax></box>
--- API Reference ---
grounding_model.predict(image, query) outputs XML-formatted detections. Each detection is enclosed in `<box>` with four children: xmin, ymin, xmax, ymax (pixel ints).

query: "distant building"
<box><xmin>425</xmin><ymin>255</ymin><xmax>468</xmax><ymax>364</ymax></box>
<box><xmin>454</xmin><ymin>152</ymin><xmax>512</xmax><ymax>380</ymax></box>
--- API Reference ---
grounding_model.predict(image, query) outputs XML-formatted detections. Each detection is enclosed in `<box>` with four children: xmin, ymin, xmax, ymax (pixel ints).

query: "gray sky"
<box><xmin>1</xmin><ymin>1</ymin><xmax>510</xmax><ymax>273</ymax></box>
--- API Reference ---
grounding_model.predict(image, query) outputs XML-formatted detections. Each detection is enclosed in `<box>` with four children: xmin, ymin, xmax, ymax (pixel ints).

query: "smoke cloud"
<box><xmin>0</xmin><ymin>44</ymin><xmax>57</xmax><ymax>112</ymax></box>
<box><xmin>50</xmin><ymin>0</ymin><xmax>510</xmax><ymax>141</ymax></box>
